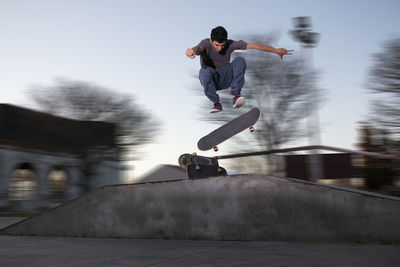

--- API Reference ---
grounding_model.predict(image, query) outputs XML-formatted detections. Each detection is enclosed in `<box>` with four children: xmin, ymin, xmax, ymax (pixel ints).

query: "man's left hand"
<box><xmin>276</xmin><ymin>48</ymin><xmax>294</xmax><ymax>60</ymax></box>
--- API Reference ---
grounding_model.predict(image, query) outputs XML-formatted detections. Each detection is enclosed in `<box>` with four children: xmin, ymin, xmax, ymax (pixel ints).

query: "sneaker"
<box><xmin>233</xmin><ymin>95</ymin><xmax>245</xmax><ymax>108</ymax></box>
<box><xmin>210</xmin><ymin>102</ymin><xmax>222</xmax><ymax>113</ymax></box>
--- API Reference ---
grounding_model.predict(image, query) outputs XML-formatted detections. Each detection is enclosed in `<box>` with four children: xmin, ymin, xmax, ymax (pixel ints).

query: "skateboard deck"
<box><xmin>186</xmin><ymin>163</ymin><xmax>227</xmax><ymax>179</ymax></box>
<box><xmin>197</xmin><ymin>107</ymin><xmax>261</xmax><ymax>151</ymax></box>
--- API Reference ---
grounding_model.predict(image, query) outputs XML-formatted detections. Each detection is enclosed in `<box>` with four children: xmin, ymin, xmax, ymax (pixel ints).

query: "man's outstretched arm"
<box><xmin>186</xmin><ymin>46</ymin><xmax>203</xmax><ymax>59</ymax></box>
<box><xmin>247</xmin><ymin>43</ymin><xmax>293</xmax><ymax>60</ymax></box>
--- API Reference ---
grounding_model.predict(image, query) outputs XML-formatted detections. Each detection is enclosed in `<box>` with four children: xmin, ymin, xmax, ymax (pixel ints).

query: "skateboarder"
<box><xmin>186</xmin><ymin>26</ymin><xmax>293</xmax><ymax>113</ymax></box>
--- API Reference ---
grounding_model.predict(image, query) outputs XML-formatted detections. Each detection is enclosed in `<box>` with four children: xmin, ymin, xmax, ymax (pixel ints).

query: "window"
<box><xmin>9</xmin><ymin>163</ymin><xmax>37</xmax><ymax>201</ymax></box>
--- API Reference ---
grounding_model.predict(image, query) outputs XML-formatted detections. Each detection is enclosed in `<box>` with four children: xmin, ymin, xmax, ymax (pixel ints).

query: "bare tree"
<box><xmin>194</xmin><ymin>34</ymin><xmax>324</xmax><ymax>172</ymax></box>
<box><xmin>27</xmin><ymin>78</ymin><xmax>160</xmax><ymax>160</ymax></box>
<box><xmin>366</xmin><ymin>37</ymin><xmax>400</xmax><ymax>140</ymax></box>
<box><xmin>357</xmin><ymin>122</ymin><xmax>397</xmax><ymax>191</ymax></box>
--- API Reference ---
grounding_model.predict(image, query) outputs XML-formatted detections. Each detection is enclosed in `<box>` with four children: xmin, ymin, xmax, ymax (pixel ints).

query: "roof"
<box><xmin>0</xmin><ymin>104</ymin><xmax>116</xmax><ymax>153</ymax></box>
<box><xmin>137</xmin><ymin>164</ymin><xmax>187</xmax><ymax>183</ymax></box>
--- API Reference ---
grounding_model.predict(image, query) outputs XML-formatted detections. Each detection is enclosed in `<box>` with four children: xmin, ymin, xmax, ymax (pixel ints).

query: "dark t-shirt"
<box><xmin>195</xmin><ymin>38</ymin><xmax>247</xmax><ymax>69</ymax></box>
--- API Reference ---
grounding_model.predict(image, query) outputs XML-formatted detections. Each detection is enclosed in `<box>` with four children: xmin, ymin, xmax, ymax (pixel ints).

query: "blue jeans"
<box><xmin>199</xmin><ymin>57</ymin><xmax>246</xmax><ymax>103</ymax></box>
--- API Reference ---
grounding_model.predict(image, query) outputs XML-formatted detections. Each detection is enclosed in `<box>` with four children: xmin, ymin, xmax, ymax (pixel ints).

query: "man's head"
<box><xmin>210</xmin><ymin>26</ymin><xmax>227</xmax><ymax>53</ymax></box>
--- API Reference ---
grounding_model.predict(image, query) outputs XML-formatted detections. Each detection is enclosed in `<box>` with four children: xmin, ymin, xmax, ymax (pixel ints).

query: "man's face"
<box><xmin>211</xmin><ymin>40</ymin><xmax>226</xmax><ymax>53</ymax></box>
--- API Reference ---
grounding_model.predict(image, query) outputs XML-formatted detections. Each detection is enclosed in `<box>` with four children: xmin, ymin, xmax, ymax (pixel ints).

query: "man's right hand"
<box><xmin>186</xmin><ymin>48</ymin><xmax>196</xmax><ymax>59</ymax></box>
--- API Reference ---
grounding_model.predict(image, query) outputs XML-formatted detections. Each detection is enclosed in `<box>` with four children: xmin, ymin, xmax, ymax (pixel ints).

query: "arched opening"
<box><xmin>48</xmin><ymin>166</ymin><xmax>68</xmax><ymax>203</ymax></box>
<box><xmin>9</xmin><ymin>162</ymin><xmax>37</xmax><ymax>202</ymax></box>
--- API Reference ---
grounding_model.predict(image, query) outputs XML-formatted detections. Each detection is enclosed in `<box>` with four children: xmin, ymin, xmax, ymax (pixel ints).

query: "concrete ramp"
<box><xmin>2</xmin><ymin>174</ymin><xmax>400</xmax><ymax>243</ymax></box>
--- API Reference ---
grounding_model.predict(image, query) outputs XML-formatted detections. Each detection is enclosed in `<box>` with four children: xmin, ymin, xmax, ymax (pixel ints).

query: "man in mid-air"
<box><xmin>186</xmin><ymin>26</ymin><xmax>293</xmax><ymax>113</ymax></box>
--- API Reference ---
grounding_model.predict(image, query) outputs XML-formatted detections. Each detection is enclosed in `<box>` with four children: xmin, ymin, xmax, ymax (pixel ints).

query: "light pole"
<box><xmin>289</xmin><ymin>16</ymin><xmax>323</xmax><ymax>182</ymax></box>
<box><xmin>289</xmin><ymin>17</ymin><xmax>320</xmax><ymax>48</ymax></box>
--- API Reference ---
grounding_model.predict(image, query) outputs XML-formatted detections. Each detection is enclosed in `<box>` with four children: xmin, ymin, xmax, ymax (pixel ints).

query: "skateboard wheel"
<box><xmin>249</xmin><ymin>126</ymin><xmax>254</xmax><ymax>132</ymax></box>
<box><xmin>213</xmin><ymin>146</ymin><xmax>218</xmax><ymax>152</ymax></box>
<box><xmin>195</xmin><ymin>165</ymin><xmax>200</xmax><ymax>171</ymax></box>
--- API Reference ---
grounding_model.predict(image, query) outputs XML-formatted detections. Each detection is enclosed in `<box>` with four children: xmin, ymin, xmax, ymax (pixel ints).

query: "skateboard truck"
<box><xmin>178</xmin><ymin>153</ymin><xmax>227</xmax><ymax>179</ymax></box>
<box><xmin>191</xmin><ymin>152</ymin><xmax>201</xmax><ymax>170</ymax></box>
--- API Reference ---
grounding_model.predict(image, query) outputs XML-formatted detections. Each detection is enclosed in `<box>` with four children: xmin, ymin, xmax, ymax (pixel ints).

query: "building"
<box><xmin>0</xmin><ymin>104</ymin><xmax>120</xmax><ymax>211</ymax></box>
<box><xmin>137</xmin><ymin>164</ymin><xmax>187</xmax><ymax>183</ymax></box>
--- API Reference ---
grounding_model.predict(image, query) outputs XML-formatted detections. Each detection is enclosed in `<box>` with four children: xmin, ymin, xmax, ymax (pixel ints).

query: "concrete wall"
<box><xmin>2</xmin><ymin>174</ymin><xmax>400</xmax><ymax>243</ymax></box>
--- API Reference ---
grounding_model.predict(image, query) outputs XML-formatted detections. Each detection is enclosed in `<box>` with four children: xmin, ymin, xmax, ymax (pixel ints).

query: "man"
<box><xmin>186</xmin><ymin>26</ymin><xmax>293</xmax><ymax>113</ymax></box>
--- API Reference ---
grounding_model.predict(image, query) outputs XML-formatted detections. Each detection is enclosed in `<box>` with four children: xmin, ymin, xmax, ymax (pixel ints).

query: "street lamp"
<box><xmin>289</xmin><ymin>17</ymin><xmax>321</xmax><ymax>48</ymax></box>
<box><xmin>289</xmin><ymin>16</ymin><xmax>323</xmax><ymax>182</ymax></box>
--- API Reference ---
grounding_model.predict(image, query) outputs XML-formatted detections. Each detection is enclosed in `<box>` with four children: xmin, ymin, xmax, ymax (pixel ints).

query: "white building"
<box><xmin>0</xmin><ymin>104</ymin><xmax>120</xmax><ymax>211</ymax></box>
<box><xmin>137</xmin><ymin>164</ymin><xmax>187</xmax><ymax>183</ymax></box>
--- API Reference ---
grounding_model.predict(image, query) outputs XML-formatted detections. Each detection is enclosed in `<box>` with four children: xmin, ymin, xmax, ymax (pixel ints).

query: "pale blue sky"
<box><xmin>1</xmin><ymin>0</ymin><xmax>399</xmax><ymax>178</ymax></box>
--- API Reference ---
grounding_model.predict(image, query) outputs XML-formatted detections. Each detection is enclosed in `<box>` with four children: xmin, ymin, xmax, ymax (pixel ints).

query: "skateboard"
<box><xmin>178</xmin><ymin>153</ymin><xmax>227</xmax><ymax>179</ymax></box>
<box><xmin>197</xmin><ymin>107</ymin><xmax>261</xmax><ymax>151</ymax></box>
<box><xmin>178</xmin><ymin>153</ymin><xmax>219</xmax><ymax>169</ymax></box>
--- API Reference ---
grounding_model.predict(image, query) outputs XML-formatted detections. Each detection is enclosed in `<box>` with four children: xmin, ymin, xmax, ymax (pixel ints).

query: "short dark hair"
<box><xmin>211</xmin><ymin>26</ymin><xmax>228</xmax><ymax>42</ymax></box>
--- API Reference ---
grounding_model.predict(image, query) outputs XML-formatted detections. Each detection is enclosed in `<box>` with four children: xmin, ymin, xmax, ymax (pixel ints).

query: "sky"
<box><xmin>1</xmin><ymin>0</ymin><xmax>399</xmax><ymax>180</ymax></box>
